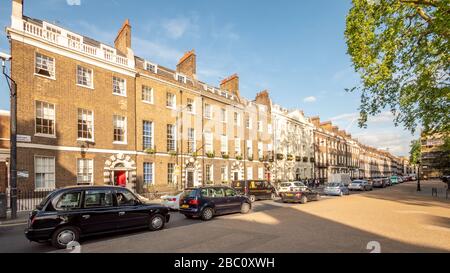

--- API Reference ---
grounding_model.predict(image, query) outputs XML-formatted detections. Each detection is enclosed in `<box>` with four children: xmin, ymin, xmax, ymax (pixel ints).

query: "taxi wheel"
<box><xmin>149</xmin><ymin>214</ymin><xmax>165</xmax><ymax>231</ymax></box>
<box><xmin>51</xmin><ymin>226</ymin><xmax>80</xmax><ymax>249</ymax></box>
<box><xmin>249</xmin><ymin>195</ymin><xmax>256</xmax><ymax>203</ymax></box>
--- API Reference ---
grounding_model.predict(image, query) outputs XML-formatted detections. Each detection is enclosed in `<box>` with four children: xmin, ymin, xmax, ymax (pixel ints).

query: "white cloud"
<box><xmin>66</xmin><ymin>0</ymin><xmax>81</xmax><ymax>6</ymax></box>
<box><xmin>162</xmin><ymin>17</ymin><xmax>194</xmax><ymax>39</ymax></box>
<box><xmin>354</xmin><ymin>131</ymin><xmax>416</xmax><ymax>156</ymax></box>
<box><xmin>331</xmin><ymin>111</ymin><xmax>394</xmax><ymax>124</ymax></box>
<box><xmin>134</xmin><ymin>37</ymin><xmax>183</xmax><ymax>63</ymax></box>
<box><xmin>303</xmin><ymin>96</ymin><xmax>317</xmax><ymax>103</ymax></box>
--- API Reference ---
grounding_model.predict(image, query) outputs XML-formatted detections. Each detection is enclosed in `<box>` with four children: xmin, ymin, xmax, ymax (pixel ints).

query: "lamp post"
<box><xmin>417</xmin><ymin>160</ymin><xmax>421</xmax><ymax>192</ymax></box>
<box><xmin>175</xmin><ymin>103</ymin><xmax>193</xmax><ymax>191</ymax></box>
<box><xmin>1</xmin><ymin>52</ymin><xmax>17</xmax><ymax>219</ymax></box>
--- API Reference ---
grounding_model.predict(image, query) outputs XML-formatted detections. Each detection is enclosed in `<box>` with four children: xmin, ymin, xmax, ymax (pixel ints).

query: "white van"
<box><xmin>328</xmin><ymin>174</ymin><xmax>352</xmax><ymax>186</ymax></box>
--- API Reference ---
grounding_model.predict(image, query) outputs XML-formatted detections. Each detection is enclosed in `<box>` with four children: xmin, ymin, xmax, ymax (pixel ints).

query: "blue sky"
<box><xmin>0</xmin><ymin>0</ymin><xmax>419</xmax><ymax>156</ymax></box>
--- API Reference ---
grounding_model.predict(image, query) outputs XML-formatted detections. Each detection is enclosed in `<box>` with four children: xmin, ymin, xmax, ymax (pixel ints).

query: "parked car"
<box><xmin>179</xmin><ymin>186</ymin><xmax>252</xmax><ymax>221</ymax></box>
<box><xmin>372</xmin><ymin>178</ymin><xmax>387</xmax><ymax>188</ymax></box>
<box><xmin>161</xmin><ymin>192</ymin><xmax>184</xmax><ymax>210</ymax></box>
<box><xmin>324</xmin><ymin>182</ymin><xmax>350</xmax><ymax>196</ymax></box>
<box><xmin>25</xmin><ymin>186</ymin><xmax>170</xmax><ymax>249</ymax></box>
<box><xmin>348</xmin><ymin>180</ymin><xmax>373</xmax><ymax>191</ymax></box>
<box><xmin>278</xmin><ymin>181</ymin><xmax>308</xmax><ymax>194</ymax></box>
<box><xmin>383</xmin><ymin>177</ymin><xmax>392</xmax><ymax>187</ymax></box>
<box><xmin>398</xmin><ymin>176</ymin><xmax>404</xmax><ymax>183</ymax></box>
<box><xmin>280</xmin><ymin>188</ymin><xmax>321</xmax><ymax>204</ymax></box>
<box><xmin>231</xmin><ymin>180</ymin><xmax>277</xmax><ymax>203</ymax></box>
<box><xmin>390</xmin><ymin>176</ymin><xmax>400</xmax><ymax>185</ymax></box>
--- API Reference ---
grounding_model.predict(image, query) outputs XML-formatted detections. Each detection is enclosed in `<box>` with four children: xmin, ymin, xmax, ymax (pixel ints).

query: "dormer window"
<box><xmin>145</xmin><ymin>62</ymin><xmax>158</xmax><ymax>73</ymax></box>
<box><xmin>176</xmin><ymin>73</ymin><xmax>186</xmax><ymax>84</ymax></box>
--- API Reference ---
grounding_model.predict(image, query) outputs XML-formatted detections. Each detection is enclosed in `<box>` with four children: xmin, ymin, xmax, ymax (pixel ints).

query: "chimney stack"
<box><xmin>220</xmin><ymin>73</ymin><xmax>240</xmax><ymax>97</ymax></box>
<box><xmin>177</xmin><ymin>50</ymin><xmax>196</xmax><ymax>79</ymax></box>
<box><xmin>310</xmin><ymin>116</ymin><xmax>321</xmax><ymax>127</ymax></box>
<box><xmin>11</xmin><ymin>0</ymin><xmax>24</xmax><ymax>30</ymax></box>
<box><xmin>115</xmin><ymin>19</ymin><xmax>132</xmax><ymax>56</ymax></box>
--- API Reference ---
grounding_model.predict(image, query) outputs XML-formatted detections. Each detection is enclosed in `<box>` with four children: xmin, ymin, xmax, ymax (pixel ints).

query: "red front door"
<box><xmin>115</xmin><ymin>171</ymin><xmax>127</xmax><ymax>187</ymax></box>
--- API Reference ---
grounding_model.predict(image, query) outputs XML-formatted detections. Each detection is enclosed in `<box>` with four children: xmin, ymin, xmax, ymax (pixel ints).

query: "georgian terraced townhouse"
<box><xmin>3</xmin><ymin>0</ymin><xmax>411</xmax><ymax>194</ymax></box>
<box><xmin>6</xmin><ymin>0</ymin><xmax>274</xmax><ymax>193</ymax></box>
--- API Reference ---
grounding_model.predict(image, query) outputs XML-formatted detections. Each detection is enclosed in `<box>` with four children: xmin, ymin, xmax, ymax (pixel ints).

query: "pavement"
<box><xmin>0</xmin><ymin>180</ymin><xmax>449</xmax><ymax>253</ymax></box>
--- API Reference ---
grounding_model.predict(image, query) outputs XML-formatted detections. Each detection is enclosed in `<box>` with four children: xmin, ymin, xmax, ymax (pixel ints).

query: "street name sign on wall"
<box><xmin>17</xmin><ymin>135</ymin><xmax>31</xmax><ymax>143</ymax></box>
<box><xmin>17</xmin><ymin>170</ymin><xmax>29</xmax><ymax>179</ymax></box>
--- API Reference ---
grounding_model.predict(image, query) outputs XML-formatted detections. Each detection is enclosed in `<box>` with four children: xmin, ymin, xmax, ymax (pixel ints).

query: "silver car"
<box><xmin>348</xmin><ymin>180</ymin><xmax>373</xmax><ymax>191</ymax></box>
<box><xmin>324</xmin><ymin>182</ymin><xmax>350</xmax><ymax>196</ymax></box>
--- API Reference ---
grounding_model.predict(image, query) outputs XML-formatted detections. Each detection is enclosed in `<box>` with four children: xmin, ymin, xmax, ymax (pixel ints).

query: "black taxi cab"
<box><xmin>231</xmin><ymin>180</ymin><xmax>277</xmax><ymax>203</ymax></box>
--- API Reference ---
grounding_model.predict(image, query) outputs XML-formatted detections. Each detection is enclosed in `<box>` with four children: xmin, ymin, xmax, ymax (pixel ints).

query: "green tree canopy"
<box><xmin>345</xmin><ymin>0</ymin><xmax>450</xmax><ymax>134</ymax></box>
<box><xmin>409</xmin><ymin>139</ymin><xmax>421</xmax><ymax>164</ymax></box>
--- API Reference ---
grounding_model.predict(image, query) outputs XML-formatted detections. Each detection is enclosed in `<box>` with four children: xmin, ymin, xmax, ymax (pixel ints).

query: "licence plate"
<box><xmin>285</xmin><ymin>193</ymin><xmax>294</xmax><ymax>197</ymax></box>
<box><xmin>180</xmin><ymin>204</ymin><xmax>189</xmax><ymax>209</ymax></box>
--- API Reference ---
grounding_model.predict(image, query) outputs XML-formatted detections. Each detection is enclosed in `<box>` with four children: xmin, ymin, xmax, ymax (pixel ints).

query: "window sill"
<box><xmin>142</xmin><ymin>100</ymin><xmax>154</xmax><ymax>105</ymax></box>
<box><xmin>113</xmin><ymin>141</ymin><xmax>128</xmax><ymax>145</ymax></box>
<box><xmin>113</xmin><ymin>93</ymin><xmax>127</xmax><ymax>98</ymax></box>
<box><xmin>77</xmin><ymin>138</ymin><xmax>95</xmax><ymax>144</ymax></box>
<box><xmin>166</xmin><ymin>106</ymin><xmax>176</xmax><ymax>110</ymax></box>
<box><xmin>35</xmin><ymin>133</ymin><xmax>56</xmax><ymax>139</ymax></box>
<box><xmin>34</xmin><ymin>73</ymin><xmax>56</xmax><ymax>81</ymax></box>
<box><xmin>35</xmin><ymin>188</ymin><xmax>55</xmax><ymax>192</ymax></box>
<box><xmin>76</xmin><ymin>84</ymin><xmax>95</xmax><ymax>90</ymax></box>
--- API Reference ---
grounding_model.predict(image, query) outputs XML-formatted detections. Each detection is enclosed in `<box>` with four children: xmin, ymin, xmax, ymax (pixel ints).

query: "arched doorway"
<box><xmin>104</xmin><ymin>154</ymin><xmax>137</xmax><ymax>191</ymax></box>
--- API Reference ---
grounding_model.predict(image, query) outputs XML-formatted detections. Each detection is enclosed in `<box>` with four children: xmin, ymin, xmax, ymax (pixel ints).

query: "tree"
<box><xmin>345</xmin><ymin>0</ymin><xmax>450</xmax><ymax>135</ymax></box>
<box><xmin>409</xmin><ymin>139</ymin><xmax>421</xmax><ymax>164</ymax></box>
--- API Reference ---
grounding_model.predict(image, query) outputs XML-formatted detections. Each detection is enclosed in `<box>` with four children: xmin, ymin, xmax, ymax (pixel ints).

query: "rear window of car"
<box><xmin>84</xmin><ymin>190</ymin><xmax>114</xmax><ymax>208</ymax></box>
<box><xmin>55</xmin><ymin>191</ymin><xmax>82</xmax><ymax>210</ymax></box>
<box><xmin>328</xmin><ymin>183</ymin><xmax>340</xmax><ymax>187</ymax></box>
<box><xmin>280</xmin><ymin>183</ymin><xmax>292</xmax><ymax>187</ymax></box>
<box><xmin>294</xmin><ymin>182</ymin><xmax>306</xmax><ymax>187</ymax></box>
<box><xmin>352</xmin><ymin>181</ymin><xmax>362</xmax><ymax>184</ymax></box>
<box><xmin>184</xmin><ymin>189</ymin><xmax>199</xmax><ymax>198</ymax></box>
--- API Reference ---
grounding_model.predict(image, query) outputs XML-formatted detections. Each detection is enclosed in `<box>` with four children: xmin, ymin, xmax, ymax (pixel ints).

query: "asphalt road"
<box><xmin>1</xmin><ymin>182</ymin><xmax>449</xmax><ymax>253</ymax></box>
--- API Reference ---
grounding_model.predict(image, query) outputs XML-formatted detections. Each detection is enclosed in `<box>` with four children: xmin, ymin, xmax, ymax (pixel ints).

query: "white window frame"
<box><xmin>187</xmin><ymin>128</ymin><xmax>196</xmax><ymax>153</ymax></box>
<box><xmin>77</xmin><ymin>158</ymin><xmax>94</xmax><ymax>185</ymax></box>
<box><xmin>205</xmin><ymin>131</ymin><xmax>213</xmax><ymax>153</ymax></box>
<box><xmin>175</xmin><ymin>73</ymin><xmax>187</xmax><ymax>84</ymax></box>
<box><xmin>113</xmin><ymin>115</ymin><xmax>127</xmax><ymax>144</ymax></box>
<box><xmin>204</xmin><ymin>104</ymin><xmax>212</xmax><ymax>119</ymax></box>
<box><xmin>186</xmin><ymin>98</ymin><xmax>195</xmax><ymax>114</ymax></box>
<box><xmin>143</xmin><ymin>162</ymin><xmax>155</xmax><ymax>186</ymax></box>
<box><xmin>247</xmin><ymin>167</ymin><xmax>253</xmax><ymax>180</ymax></box>
<box><xmin>246</xmin><ymin>117</ymin><xmax>252</xmax><ymax>129</ymax></box>
<box><xmin>35</xmin><ymin>101</ymin><xmax>56</xmax><ymax>138</ymax></box>
<box><xmin>258</xmin><ymin>167</ymin><xmax>264</xmax><ymax>180</ymax></box>
<box><xmin>112</xmin><ymin>76</ymin><xmax>127</xmax><ymax>97</ymax></box>
<box><xmin>221</xmin><ymin>135</ymin><xmax>228</xmax><ymax>154</ymax></box>
<box><xmin>145</xmin><ymin>61</ymin><xmax>158</xmax><ymax>74</ymax></box>
<box><xmin>34</xmin><ymin>155</ymin><xmax>56</xmax><ymax>191</ymax></box>
<box><xmin>234</xmin><ymin>112</ymin><xmax>241</xmax><ymax>127</ymax></box>
<box><xmin>35</xmin><ymin>52</ymin><xmax>55</xmax><ymax>80</ymax></box>
<box><xmin>221</xmin><ymin>108</ymin><xmax>227</xmax><ymax>123</ymax></box>
<box><xmin>258</xmin><ymin>142</ymin><xmax>264</xmax><ymax>158</ymax></box>
<box><xmin>258</xmin><ymin>121</ymin><xmax>263</xmax><ymax>132</ymax></box>
<box><xmin>143</xmin><ymin>120</ymin><xmax>154</xmax><ymax>150</ymax></box>
<box><xmin>77</xmin><ymin>108</ymin><xmax>94</xmax><ymax>142</ymax></box>
<box><xmin>166</xmin><ymin>92</ymin><xmax>176</xmax><ymax>109</ymax></box>
<box><xmin>221</xmin><ymin>166</ymin><xmax>228</xmax><ymax>182</ymax></box>
<box><xmin>205</xmin><ymin>164</ymin><xmax>214</xmax><ymax>183</ymax></box>
<box><xmin>235</xmin><ymin>138</ymin><xmax>241</xmax><ymax>155</ymax></box>
<box><xmin>167</xmin><ymin>124</ymin><xmax>177</xmax><ymax>152</ymax></box>
<box><xmin>76</xmin><ymin>65</ymin><xmax>94</xmax><ymax>89</ymax></box>
<box><xmin>247</xmin><ymin>140</ymin><xmax>253</xmax><ymax>157</ymax></box>
<box><xmin>142</xmin><ymin>86</ymin><xmax>154</xmax><ymax>104</ymax></box>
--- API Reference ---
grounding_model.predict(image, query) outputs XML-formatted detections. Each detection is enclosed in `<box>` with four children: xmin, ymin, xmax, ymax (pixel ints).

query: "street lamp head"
<box><xmin>0</xmin><ymin>52</ymin><xmax>11</xmax><ymax>62</ymax></box>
